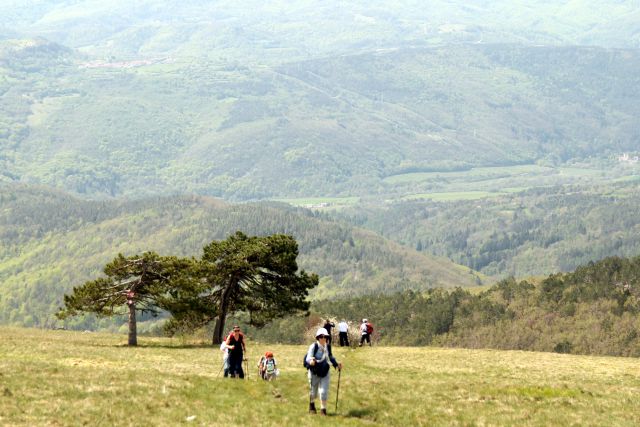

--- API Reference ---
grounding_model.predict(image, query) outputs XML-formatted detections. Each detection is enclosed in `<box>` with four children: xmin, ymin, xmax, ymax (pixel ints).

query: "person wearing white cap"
<box><xmin>359</xmin><ymin>318</ymin><xmax>372</xmax><ymax>347</ymax></box>
<box><xmin>305</xmin><ymin>327</ymin><xmax>342</xmax><ymax>415</ymax></box>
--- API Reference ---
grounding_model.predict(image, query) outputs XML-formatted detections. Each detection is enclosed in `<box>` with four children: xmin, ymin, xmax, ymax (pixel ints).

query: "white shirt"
<box><xmin>360</xmin><ymin>322</ymin><xmax>368</xmax><ymax>335</ymax></box>
<box><xmin>220</xmin><ymin>341</ymin><xmax>228</xmax><ymax>360</ymax></box>
<box><xmin>338</xmin><ymin>321</ymin><xmax>348</xmax><ymax>333</ymax></box>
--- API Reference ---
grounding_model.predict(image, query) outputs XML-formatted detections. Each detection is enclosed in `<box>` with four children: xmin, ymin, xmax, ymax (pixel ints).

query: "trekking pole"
<box><xmin>217</xmin><ymin>359</ymin><xmax>225</xmax><ymax>377</ymax></box>
<box><xmin>335</xmin><ymin>368</ymin><xmax>342</xmax><ymax>413</ymax></box>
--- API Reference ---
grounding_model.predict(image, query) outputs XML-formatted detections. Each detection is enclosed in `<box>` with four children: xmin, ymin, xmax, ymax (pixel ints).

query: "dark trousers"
<box><xmin>229</xmin><ymin>356</ymin><xmax>245</xmax><ymax>378</ymax></box>
<box><xmin>359</xmin><ymin>333</ymin><xmax>371</xmax><ymax>346</ymax></box>
<box><xmin>339</xmin><ymin>332</ymin><xmax>349</xmax><ymax>347</ymax></box>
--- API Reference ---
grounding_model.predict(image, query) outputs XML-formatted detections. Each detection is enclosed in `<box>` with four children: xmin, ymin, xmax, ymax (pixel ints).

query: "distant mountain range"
<box><xmin>1</xmin><ymin>38</ymin><xmax>638</xmax><ymax>199</ymax></box>
<box><xmin>2</xmin><ymin>0</ymin><xmax>638</xmax><ymax>57</ymax></box>
<box><xmin>2</xmin><ymin>1</ymin><xmax>639</xmax><ymax>330</ymax></box>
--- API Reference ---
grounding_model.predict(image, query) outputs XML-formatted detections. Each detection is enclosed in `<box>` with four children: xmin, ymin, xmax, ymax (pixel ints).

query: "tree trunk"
<box><xmin>212</xmin><ymin>298</ymin><xmax>229</xmax><ymax>345</ymax></box>
<box><xmin>212</xmin><ymin>280</ymin><xmax>235</xmax><ymax>345</ymax></box>
<box><xmin>212</xmin><ymin>315</ymin><xmax>226</xmax><ymax>345</ymax></box>
<box><xmin>128</xmin><ymin>303</ymin><xmax>137</xmax><ymax>346</ymax></box>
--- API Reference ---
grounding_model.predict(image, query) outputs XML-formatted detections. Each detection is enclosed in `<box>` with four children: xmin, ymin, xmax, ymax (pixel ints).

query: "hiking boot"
<box><xmin>320</xmin><ymin>408</ymin><xmax>327</xmax><ymax>416</ymax></box>
<box><xmin>309</xmin><ymin>402</ymin><xmax>317</xmax><ymax>414</ymax></box>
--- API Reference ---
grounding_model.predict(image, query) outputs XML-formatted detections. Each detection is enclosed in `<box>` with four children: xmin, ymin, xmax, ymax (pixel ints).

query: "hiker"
<box><xmin>338</xmin><ymin>319</ymin><xmax>349</xmax><ymax>347</ymax></box>
<box><xmin>323</xmin><ymin>319</ymin><xmax>335</xmax><ymax>344</ymax></box>
<box><xmin>359</xmin><ymin>318</ymin><xmax>372</xmax><ymax>347</ymax></box>
<box><xmin>258</xmin><ymin>351</ymin><xmax>278</xmax><ymax>381</ymax></box>
<box><xmin>225</xmin><ymin>325</ymin><xmax>246</xmax><ymax>378</ymax></box>
<box><xmin>306</xmin><ymin>327</ymin><xmax>342</xmax><ymax>415</ymax></box>
<box><xmin>220</xmin><ymin>339</ymin><xmax>230</xmax><ymax>377</ymax></box>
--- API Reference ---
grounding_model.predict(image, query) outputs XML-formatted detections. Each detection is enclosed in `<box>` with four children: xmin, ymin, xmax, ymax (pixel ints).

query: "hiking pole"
<box><xmin>217</xmin><ymin>359</ymin><xmax>225</xmax><ymax>377</ymax></box>
<box><xmin>335</xmin><ymin>368</ymin><xmax>342</xmax><ymax>413</ymax></box>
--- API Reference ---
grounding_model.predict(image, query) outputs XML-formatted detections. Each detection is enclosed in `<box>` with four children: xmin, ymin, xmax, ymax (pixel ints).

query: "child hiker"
<box><xmin>305</xmin><ymin>327</ymin><xmax>342</xmax><ymax>415</ymax></box>
<box><xmin>258</xmin><ymin>351</ymin><xmax>279</xmax><ymax>381</ymax></box>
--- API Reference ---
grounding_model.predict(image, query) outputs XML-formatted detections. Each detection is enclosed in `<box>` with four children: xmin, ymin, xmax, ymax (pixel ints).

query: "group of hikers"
<box><xmin>218</xmin><ymin>318</ymin><xmax>375</xmax><ymax>415</ymax></box>
<box><xmin>322</xmin><ymin>318</ymin><xmax>374</xmax><ymax>347</ymax></box>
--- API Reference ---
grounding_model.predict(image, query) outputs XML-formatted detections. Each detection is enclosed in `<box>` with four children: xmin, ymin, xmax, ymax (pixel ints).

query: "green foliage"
<box><xmin>169</xmin><ymin>231</ymin><xmax>318</xmax><ymax>342</ymax></box>
<box><xmin>1</xmin><ymin>35</ymin><xmax>640</xmax><ymax>200</ymax></box>
<box><xmin>338</xmin><ymin>183</ymin><xmax>640</xmax><ymax>277</ymax></box>
<box><xmin>0</xmin><ymin>184</ymin><xmax>478</xmax><ymax>329</ymax></box>
<box><xmin>254</xmin><ymin>255</ymin><xmax>640</xmax><ymax>357</ymax></box>
<box><xmin>56</xmin><ymin>232</ymin><xmax>317</xmax><ymax>344</ymax></box>
<box><xmin>57</xmin><ymin>252</ymin><xmax>190</xmax><ymax>319</ymax></box>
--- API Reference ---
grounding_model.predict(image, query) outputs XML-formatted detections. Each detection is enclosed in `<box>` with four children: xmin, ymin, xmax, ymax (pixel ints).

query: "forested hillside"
<box><xmin>1</xmin><ymin>39</ymin><xmax>639</xmax><ymax>199</ymax></box>
<box><xmin>2</xmin><ymin>0</ymin><xmax>640</xmax><ymax>342</ymax></box>
<box><xmin>256</xmin><ymin>255</ymin><xmax>640</xmax><ymax>357</ymax></box>
<box><xmin>335</xmin><ymin>182</ymin><xmax>640</xmax><ymax>277</ymax></box>
<box><xmin>0</xmin><ymin>183</ymin><xmax>480</xmax><ymax>328</ymax></box>
<box><xmin>2</xmin><ymin>0</ymin><xmax>638</xmax><ymax>56</ymax></box>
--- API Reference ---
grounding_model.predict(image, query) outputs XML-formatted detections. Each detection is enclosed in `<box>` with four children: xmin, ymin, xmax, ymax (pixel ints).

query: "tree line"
<box><xmin>253</xmin><ymin>255</ymin><xmax>640</xmax><ymax>357</ymax></box>
<box><xmin>337</xmin><ymin>182</ymin><xmax>640</xmax><ymax>278</ymax></box>
<box><xmin>0</xmin><ymin>186</ymin><xmax>477</xmax><ymax>329</ymax></box>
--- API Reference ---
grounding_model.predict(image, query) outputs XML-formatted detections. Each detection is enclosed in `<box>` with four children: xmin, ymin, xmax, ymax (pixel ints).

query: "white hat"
<box><xmin>315</xmin><ymin>327</ymin><xmax>329</xmax><ymax>338</ymax></box>
<box><xmin>362</xmin><ymin>318</ymin><xmax>367</xmax><ymax>322</ymax></box>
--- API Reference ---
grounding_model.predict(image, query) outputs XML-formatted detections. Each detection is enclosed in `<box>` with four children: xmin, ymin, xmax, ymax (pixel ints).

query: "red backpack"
<box><xmin>366</xmin><ymin>322</ymin><xmax>373</xmax><ymax>335</ymax></box>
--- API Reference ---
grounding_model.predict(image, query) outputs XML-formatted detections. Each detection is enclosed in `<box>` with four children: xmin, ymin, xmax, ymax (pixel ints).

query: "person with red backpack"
<box><xmin>225</xmin><ymin>325</ymin><xmax>246</xmax><ymax>378</ymax></box>
<box><xmin>359</xmin><ymin>318</ymin><xmax>373</xmax><ymax>347</ymax></box>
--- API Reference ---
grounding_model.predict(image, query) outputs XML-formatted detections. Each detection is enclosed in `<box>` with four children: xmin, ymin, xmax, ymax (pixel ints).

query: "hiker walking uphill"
<box><xmin>225</xmin><ymin>325</ymin><xmax>246</xmax><ymax>378</ymax></box>
<box><xmin>219</xmin><ymin>338</ymin><xmax>230</xmax><ymax>377</ymax></box>
<box><xmin>359</xmin><ymin>318</ymin><xmax>373</xmax><ymax>347</ymax></box>
<box><xmin>305</xmin><ymin>328</ymin><xmax>342</xmax><ymax>416</ymax></box>
<box><xmin>338</xmin><ymin>319</ymin><xmax>349</xmax><ymax>347</ymax></box>
<box><xmin>323</xmin><ymin>319</ymin><xmax>335</xmax><ymax>344</ymax></box>
<box><xmin>258</xmin><ymin>351</ymin><xmax>279</xmax><ymax>381</ymax></box>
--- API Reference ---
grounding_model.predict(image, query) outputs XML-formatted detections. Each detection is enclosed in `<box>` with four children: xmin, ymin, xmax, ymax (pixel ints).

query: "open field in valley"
<box><xmin>1</xmin><ymin>327</ymin><xmax>640</xmax><ymax>426</ymax></box>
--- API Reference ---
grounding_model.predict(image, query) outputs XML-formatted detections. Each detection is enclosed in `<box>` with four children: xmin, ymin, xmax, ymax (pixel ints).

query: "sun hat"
<box><xmin>315</xmin><ymin>327</ymin><xmax>329</xmax><ymax>338</ymax></box>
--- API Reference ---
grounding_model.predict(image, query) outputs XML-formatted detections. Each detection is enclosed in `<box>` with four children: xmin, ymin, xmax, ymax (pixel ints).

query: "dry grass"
<box><xmin>1</xmin><ymin>327</ymin><xmax>640</xmax><ymax>426</ymax></box>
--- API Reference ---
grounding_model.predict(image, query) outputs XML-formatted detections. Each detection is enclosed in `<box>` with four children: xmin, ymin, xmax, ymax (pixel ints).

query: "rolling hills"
<box><xmin>333</xmin><ymin>181</ymin><xmax>640</xmax><ymax>277</ymax></box>
<box><xmin>2</xmin><ymin>0</ymin><xmax>640</xmax><ymax>336</ymax></box>
<box><xmin>2</xmin><ymin>38</ymin><xmax>639</xmax><ymax>200</ymax></box>
<box><xmin>0</xmin><ymin>183</ymin><xmax>482</xmax><ymax>328</ymax></box>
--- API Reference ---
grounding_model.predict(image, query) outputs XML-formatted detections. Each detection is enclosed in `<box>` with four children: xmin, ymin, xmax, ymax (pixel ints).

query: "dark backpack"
<box><xmin>303</xmin><ymin>343</ymin><xmax>333</xmax><ymax>377</ymax></box>
<box><xmin>366</xmin><ymin>322</ymin><xmax>373</xmax><ymax>335</ymax></box>
<box><xmin>303</xmin><ymin>342</ymin><xmax>318</xmax><ymax>369</ymax></box>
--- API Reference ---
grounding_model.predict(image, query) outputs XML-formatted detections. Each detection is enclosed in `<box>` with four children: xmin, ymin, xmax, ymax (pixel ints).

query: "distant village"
<box><xmin>618</xmin><ymin>153</ymin><xmax>639</xmax><ymax>164</ymax></box>
<box><xmin>302</xmin><ymin>202</ymin><xmax>330</xmax><ymax>209</ymax></box>
<box><xmin>78</xmin><ymin>57</ymin><xmax>172</xmax><ymax>69</ymax></box>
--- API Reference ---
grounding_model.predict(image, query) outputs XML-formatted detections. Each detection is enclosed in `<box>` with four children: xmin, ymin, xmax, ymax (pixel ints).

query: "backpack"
<box><xmin>303</xmin><ymin>343</ymin><xmax>333</xmax><ymax>377</ymax></box>
<box><xmin>302</xmin><ymin>343</ymin><xmax>319</xmax><ymax>369</ymax></box>
<box><xmin>366</xmin><ymin>322</ymin><xmax>373</xmax><ymax>335</ymax></box>
<box><xmin>265</xmin><ymin>358</ymin><xmax>276</xmax><ymax>374</ymax></box>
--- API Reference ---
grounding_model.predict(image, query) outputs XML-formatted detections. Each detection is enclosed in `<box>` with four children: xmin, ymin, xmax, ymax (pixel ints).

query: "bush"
<box><xmin>553</xmin><ymin>340</ymin><xmax>573</xmax><ymax>354</ymax></box>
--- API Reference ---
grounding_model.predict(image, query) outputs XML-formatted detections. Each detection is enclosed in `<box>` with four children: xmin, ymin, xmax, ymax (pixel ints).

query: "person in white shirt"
<box><xmin>338</xmin><ymin>320</ymin><xmax>349</xmax><ymax>347</ymax></box>
<box><xmin>359</xmin><ymin>318</ymin><xmax>371</xmax><ymax>347</ymax></box>
<box><xmin>219</xmin><ymin>339</ymin><xmax>230</xmax><ymax>377</ymax></box>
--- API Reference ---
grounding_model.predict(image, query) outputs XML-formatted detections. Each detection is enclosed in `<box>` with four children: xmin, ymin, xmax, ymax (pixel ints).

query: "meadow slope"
<box><xmin>1</xmin><ymin>327</ymin><xmax>639</xmax><ymax>426</ymax></box>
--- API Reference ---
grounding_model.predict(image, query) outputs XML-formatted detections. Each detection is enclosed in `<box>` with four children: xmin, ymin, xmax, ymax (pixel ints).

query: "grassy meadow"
<box><xmin>1</xmin><ymin>327</ymin><xmax>640</xmax><ymax>426</ymax></box>
<box><xmin>383</xmin><ymin>164</ymin><xmax>639</xmax><ymax>202</ymax></box>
